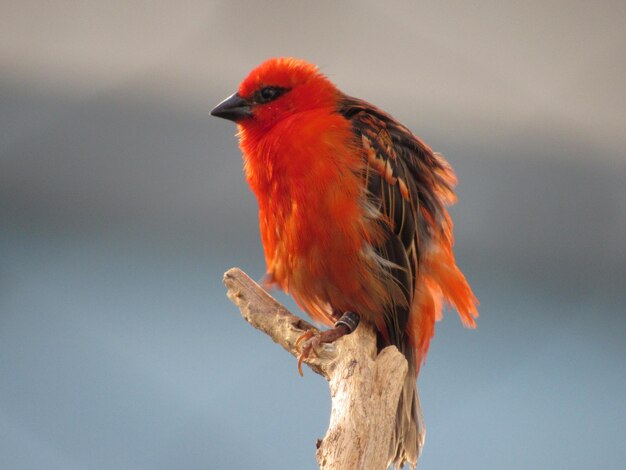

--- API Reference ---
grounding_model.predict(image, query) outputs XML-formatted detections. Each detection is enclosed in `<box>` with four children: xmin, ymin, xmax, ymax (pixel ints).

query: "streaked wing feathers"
<box><xmin>339</xmin><ymin>95</ymin><xmax>460</xmax><ymax>353</ymax></box>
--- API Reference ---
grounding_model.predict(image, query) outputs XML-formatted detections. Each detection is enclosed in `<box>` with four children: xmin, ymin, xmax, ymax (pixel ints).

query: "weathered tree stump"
<box><xmin>224</xmin><ymin>268</ymin><xmax>409</xmax><ymax>470</ymax></box>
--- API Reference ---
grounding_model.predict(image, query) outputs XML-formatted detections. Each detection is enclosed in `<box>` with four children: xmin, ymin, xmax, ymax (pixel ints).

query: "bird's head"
<box><xmin>211</xmin><ymin>58</ymin><xmax>338</xmax><ymax>131</ymax></box>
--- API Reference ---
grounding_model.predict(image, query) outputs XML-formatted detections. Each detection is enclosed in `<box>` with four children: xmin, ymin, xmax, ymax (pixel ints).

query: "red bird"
<box><xmin>212</xmin><ymin>58</ymin><xmax>478</xmax><ymax>469</ymax></box>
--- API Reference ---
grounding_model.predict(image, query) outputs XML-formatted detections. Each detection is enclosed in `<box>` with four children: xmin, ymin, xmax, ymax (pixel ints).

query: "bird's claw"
<box><xmin>294</xmin><ymin>313</ymin><xmax>359</xmax><ymax>376</ymax></box>
<box><xmin>295</xmin><ymin>329</ymin><xmax>318</xmax><ymax>348</ymax></box>
<box><xmin>296</xmin><ymin>329</ymin><xmax>319</xmax><ymax>376</ymax></box>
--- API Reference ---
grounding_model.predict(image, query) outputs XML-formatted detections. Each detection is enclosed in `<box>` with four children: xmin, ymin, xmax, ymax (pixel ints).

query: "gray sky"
<box><xmin>2</xmin><ymin>1</ymin><xmax>624</xmax><ymax>160</ymax></box>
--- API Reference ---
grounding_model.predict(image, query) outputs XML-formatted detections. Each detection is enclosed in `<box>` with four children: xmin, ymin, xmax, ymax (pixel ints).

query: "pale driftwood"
<box><xmin>224</xmin><ymin>267</ymin><xmax>408</xmax><ymax>470</ymax></box>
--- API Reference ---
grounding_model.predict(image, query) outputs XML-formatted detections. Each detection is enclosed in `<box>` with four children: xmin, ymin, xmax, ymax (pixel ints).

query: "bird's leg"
<box><xmin>296</xmin><ymin>311</ymin><xmax>360</xmax><ymax>376</ymax></box>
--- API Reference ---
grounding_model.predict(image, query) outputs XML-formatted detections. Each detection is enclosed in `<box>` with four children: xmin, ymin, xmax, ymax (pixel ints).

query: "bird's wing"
<box><xmin>338</xmin><ymin>95</ymin><xmax>465</xmax><ymax>357</ymax></box>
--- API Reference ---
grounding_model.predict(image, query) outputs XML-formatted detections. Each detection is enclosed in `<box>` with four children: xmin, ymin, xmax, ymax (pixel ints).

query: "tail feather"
<box><xmin>393</xmin><ymin>246</ymin><xmax>478</xmax><ymax>468</ymax></box>
<box><xmin>390</xmin><ymin>353</ymin><xmax>424</xmax><ymax>469</ymax></box>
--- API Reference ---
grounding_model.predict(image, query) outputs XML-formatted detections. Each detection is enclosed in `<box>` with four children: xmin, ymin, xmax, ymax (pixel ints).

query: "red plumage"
<box><xmin>212</xmin><ymin>57</ymin><xmax>478</xmax><ymax>469</ymax></box>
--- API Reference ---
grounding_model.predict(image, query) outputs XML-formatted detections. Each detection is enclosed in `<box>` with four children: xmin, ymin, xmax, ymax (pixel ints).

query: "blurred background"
<box><xmin>1</xmin><ymin>1</ymin><xmax>625</xmax><ymax>469</ymax></box>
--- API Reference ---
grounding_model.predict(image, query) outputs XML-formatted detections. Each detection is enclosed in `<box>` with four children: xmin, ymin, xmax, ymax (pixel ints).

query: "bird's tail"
<box><xmin>390</xmin><ymin>350</ymin><xmax>424</xmax><ymax>469</ymax></box>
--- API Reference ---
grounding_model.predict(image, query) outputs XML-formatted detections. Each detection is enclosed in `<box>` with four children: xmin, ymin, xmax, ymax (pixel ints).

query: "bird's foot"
<box><xmin>295</xmin><ymin>311</ymin><xmax>360</xmax><ymax>376</ymax></box>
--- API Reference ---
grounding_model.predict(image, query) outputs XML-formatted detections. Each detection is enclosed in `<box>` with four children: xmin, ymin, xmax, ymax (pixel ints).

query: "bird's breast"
<box><xmin>240</xmin><ymin>109</ymin><xmax>387</xmax><ymax>323</ymax></box>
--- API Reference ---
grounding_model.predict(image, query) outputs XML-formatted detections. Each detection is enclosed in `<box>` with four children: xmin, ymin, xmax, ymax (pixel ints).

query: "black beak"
<box><xmin>210</xmin><ymin>93</ymin><xmax>252</xmax><ymax>122</ymax></box>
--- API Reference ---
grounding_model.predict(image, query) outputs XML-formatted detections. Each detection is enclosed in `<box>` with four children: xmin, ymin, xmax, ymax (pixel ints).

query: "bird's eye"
<box><xmin>254</xmin><ymin>86</ymin><xmax>288</xmax><ymax>104</ymax></box>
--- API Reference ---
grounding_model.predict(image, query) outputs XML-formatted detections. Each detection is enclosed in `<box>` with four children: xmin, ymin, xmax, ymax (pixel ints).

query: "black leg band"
<box><xmin>334</xmin><ymin>311</ymin><xmax>360</xmax><ymax>333</ymax></box>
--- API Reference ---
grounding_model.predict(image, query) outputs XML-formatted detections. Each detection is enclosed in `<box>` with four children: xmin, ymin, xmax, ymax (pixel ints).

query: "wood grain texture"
<box><xmin>224</xmin><ymin>267</ymin><xmax>409</xmax><ymax>470</ymax></box>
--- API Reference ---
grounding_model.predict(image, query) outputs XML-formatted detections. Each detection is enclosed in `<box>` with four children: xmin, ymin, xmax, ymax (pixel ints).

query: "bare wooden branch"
<box><xmin>224</xmin><ymin>267</ymin><xmax>408</xmax><ymax>470</ymax></box>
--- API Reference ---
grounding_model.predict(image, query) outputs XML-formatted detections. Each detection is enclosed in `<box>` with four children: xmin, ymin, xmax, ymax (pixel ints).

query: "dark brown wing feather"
<box><xmin>339</xmin><ymin>95</ymin><xmax>455</xmax><ymax>353</ymax></box>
